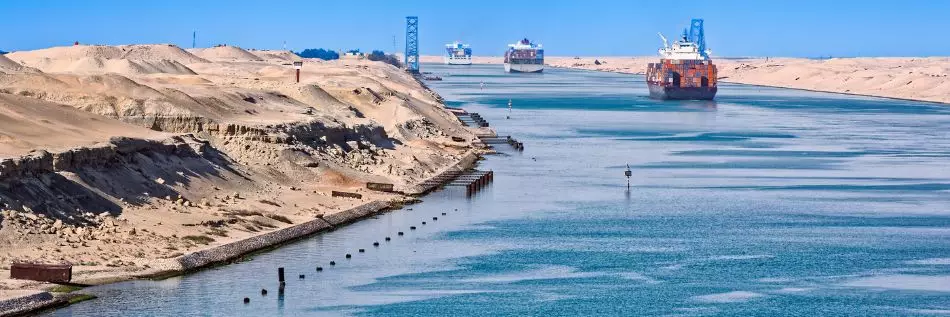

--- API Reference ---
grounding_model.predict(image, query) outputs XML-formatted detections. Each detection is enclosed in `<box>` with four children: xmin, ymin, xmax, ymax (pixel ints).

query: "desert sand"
<box><xmin>547</xmin><ymin>56</ymin><xmax>950</xmax><ymax>104</ymax></box>
<box><xmin>0</xmin><ymin>44</ymin><xmax>484</xmax><ymax>312</ymax></box>
<box><xmin>421</xmin><ymin>55</ymin><xmax>950</xmax><ymax>104</ymax></box>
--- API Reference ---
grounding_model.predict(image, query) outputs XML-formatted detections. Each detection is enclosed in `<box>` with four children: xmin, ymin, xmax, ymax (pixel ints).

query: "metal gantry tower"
<box><xmin>688</xmin><ymin>18</ymin><xmax>706</xmax><ymax>58</ymax></box>
<box><xmin>405</xmin><ymin>16</ymin><xmax>419</xmax><ymax>73</ymax></box>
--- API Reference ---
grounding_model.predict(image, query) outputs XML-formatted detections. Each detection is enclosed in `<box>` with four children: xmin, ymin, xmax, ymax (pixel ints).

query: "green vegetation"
<box><xmin>68</xmin><ymin>294</ymin><xmax>97</xmax><ymax>304</ymax></box>
<box><xmin>49</xmin><ymin>285</ymin><xmax>83</xmax><ymax>293</ymax></box>
<box><xmin>296</xmin><ymin>48</ymin><xmax>338</xmax><ymax>60</ymax></box>
<box><xmin>367</xmin><ymin>50</ymin><xmax>401</xmax><ymax>67</ymax></box>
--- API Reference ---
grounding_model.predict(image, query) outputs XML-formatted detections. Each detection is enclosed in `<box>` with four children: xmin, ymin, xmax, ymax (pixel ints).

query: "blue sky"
<box><xmin>1</xmin><ymin>0</ymin><xmax>947</xmax><ymax>57</ymax></box>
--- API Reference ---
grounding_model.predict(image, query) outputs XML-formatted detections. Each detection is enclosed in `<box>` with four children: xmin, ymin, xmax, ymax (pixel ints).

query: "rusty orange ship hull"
<box><xmin>646</xmin><ymin>59</ymin><xmax>718</xmax><ymax>100</ymax></box>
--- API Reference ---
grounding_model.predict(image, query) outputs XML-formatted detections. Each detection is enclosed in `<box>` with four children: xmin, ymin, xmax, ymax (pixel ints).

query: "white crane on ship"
<box><xmin>657</xmin><ymin>32</ymin><xmax>670</xmax><ymax>49</ymax></box>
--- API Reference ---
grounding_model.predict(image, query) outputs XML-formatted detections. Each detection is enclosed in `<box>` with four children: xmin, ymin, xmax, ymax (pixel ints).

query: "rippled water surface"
<box><xmin>47</xmin><ymin>65</ymin><xmax>950</xmax><ymax>316</ymax></box>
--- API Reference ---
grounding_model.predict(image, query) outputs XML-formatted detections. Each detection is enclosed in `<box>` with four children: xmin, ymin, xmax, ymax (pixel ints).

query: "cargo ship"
<box><xmin>444</xmin><ymin>41</ymin><xmax>472</xmax><ymax>65</ymax></box>
<box><xmin>646</xmin><ymin>19</ymin><xmax>717</xmax><ymax>100</ymax></box>
<box><xmin>504</xmin><ymin>38</ymin><xmax>544</xmax><ymax>73</ymax></box>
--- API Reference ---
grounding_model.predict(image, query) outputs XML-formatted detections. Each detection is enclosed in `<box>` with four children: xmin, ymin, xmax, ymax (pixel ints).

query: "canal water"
<box><xmin>46</xmin><ymin>64</ymin><xmax>950</xmax><ymax>316</ymax></box>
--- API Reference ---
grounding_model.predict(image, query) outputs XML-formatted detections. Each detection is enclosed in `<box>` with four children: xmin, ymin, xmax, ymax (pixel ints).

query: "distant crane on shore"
<box><xmin>405</xmin><ymin>16</ymin><xmax>419</xmax><ymax>74</ymax></box>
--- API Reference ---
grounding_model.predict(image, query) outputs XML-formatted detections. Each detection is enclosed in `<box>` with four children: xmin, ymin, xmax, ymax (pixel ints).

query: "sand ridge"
<box><xmin>0</xmin><ymin>55</ymin><xmax>22</xmax><ymax>71</ymax></box>
<box><xmin>187</xmin><ymin>46</ymin><xmax>264</xmax><ymax>62</ymax></box>
<box><xmin>248</xmin><ymin>49</ymin><xmax>302</xmax><ymax>62</ymax></box>
<box><xmin>0</xmin><ymin>44</ymin><xmax>485</xmax><ymax>301</ymax></box>
<box><xmin>6</xmin><ymin>44</ymin><xmax>206</xmax><ymax>75</ymax></box>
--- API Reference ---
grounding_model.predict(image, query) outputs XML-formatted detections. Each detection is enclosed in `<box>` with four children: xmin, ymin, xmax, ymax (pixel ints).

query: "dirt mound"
<box><xmin>0</xmin><ymin>93</ymin><xmax>167</xmax><ymax>157</ymax></box>
<box><xmin>119</xmin><ymin>44</ymin><xmax>208</xmax><ymax>64</ymax></box>
<box><xmin>5</xmin><ymin>45</ymin><xmax>204</xmax><ymax>75</ymax></box>
<box><xmin>0</xmin><ymin>54</ymin><xmax>22</xmax><ymax>71</ymax></box>
<box><xmin>248</xmin><ymin>50</ymin><xmax>301</xmax><ymax>62</ymax></box>
<box><xmin>188</xmin><ymin>46</ymin><xmax>263</xmax><ymax>62</ymax></box>
<box><xmin>7</xmin><ymin>44</ymin><xmax>207</xmax><ymax>65</ymax></box>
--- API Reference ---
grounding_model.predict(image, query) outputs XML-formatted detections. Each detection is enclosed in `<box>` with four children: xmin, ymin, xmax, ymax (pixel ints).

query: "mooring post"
<box><xmin>278</xmin><ymin>267</ymin><xmax>285</xmax><ymax>283</ymax></box>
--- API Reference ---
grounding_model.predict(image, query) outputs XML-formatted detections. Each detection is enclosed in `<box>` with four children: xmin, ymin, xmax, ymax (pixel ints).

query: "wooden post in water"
<box><xmin>278</xmin><ymin>267</ymin><xmax>285</xmax><ymax>284</ymax></box>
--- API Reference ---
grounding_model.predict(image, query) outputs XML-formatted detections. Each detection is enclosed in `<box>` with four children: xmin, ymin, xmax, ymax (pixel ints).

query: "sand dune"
<box><xmin>0</xmin><ymin>55</ymin><xmax>22</xmax><ymax>71</ymax></box>
<box><xmin>0</xmin><ymin>94</ymin><xmax>167</xmax><ymax>157</ymax></box>
<box><xmin>188</xmin><ymin>46</ymin><xmax>264</xmax><ymax>62</ymax></box>
<box><xmin>248</xmin><ymin>49</ymin><xmax>302</xmax><ymax>62</ymax></box>
<box><xmin>8</xmin><ymin>44</ymin><xmax>207</xmax><ymax>65</ymax></box>
<box><xmin>0</xmin><ymin>44</ymin><xmax>480</xmax><ymax>298</ymax></box>
<box><xmin>716</xmin><ymin>57</ymin><xmax>950</xmax><ymax>104</ymax></box>
<box><xmin>6</xmin><ymin>44</ymin><xmax>203</xmax><ymax>75</ymax></box>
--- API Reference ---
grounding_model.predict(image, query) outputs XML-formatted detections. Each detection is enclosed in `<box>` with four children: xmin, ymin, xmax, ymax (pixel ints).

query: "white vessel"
<box><xmin>444</xmin><ymin>41</ymin><xmax>472</xmax><ymax>65</ymax></box>
<box><xmin>504</xmin><ymin>38</ymin><xmax>544</xmax><ymax>73</ymax></box>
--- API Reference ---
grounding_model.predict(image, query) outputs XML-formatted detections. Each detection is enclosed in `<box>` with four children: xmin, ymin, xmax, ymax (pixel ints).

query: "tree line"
<box><xmin>295</xmin><ymin>49</ymin><xmax>400</xmax><ymax>68</ymax></box>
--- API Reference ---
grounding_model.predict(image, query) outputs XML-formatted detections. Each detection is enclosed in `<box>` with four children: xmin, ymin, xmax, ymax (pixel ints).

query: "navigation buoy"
<box><xmin>624</xmin><ymin>164</ymin><xmax>632</xmax><ymax>188</ymax></box>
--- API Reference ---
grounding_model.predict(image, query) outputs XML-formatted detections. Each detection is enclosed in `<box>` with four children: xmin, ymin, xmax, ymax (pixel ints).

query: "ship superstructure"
<box><xmin>645</xmin><ymin>19</ymin><xmax>718</xmax><ymax>100</ymax></box>
<box><xmin>444</xmin><ymin>41</ymin><xmax>472</xmax><ymax>65</ymax></box>
<box><xmin>504</xmin><ymin>38</ymin><xmax>544</xmax><ymax>73</ymax></box>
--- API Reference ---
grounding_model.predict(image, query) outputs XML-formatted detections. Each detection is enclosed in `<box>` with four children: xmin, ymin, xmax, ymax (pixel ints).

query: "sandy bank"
<box><xmin>544</xmin><ymin>56</ymin><xmax>950</xmax><ymax>104</ymax></box>
<box><xmin>0</xmin><ymin>44</ymin><xmax>489</xmax><ymax>315</ymax></box>
<box><xmin>421</xmin><ymin>55</ymin><xmax>950</xmax><ymax>104</ymax></box>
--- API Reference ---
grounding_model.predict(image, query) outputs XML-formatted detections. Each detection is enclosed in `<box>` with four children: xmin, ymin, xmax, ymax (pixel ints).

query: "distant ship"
<box><xmin>504</xmin><ymin>38</ymin><xmax>544</xmax><ymax>73</ymax></box>
<box><xmin>646</xmin><ymin>19</ymin><xmax>717</xmax><ymax>100</ymax></box>
<box><xmin>444</xmin><ymin>41</ymin><xmax>472</xmax><ymax>65</ymax></box>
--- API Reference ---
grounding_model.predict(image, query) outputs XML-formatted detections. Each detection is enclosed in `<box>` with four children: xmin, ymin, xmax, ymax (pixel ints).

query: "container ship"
<box><xmin>504</xmin><ymin>38</ymin><xmax>544</xmax><ymax>73</ymax></box>
<box><xmin>444</xmin><ymin>41</ymin><xmax>472</xmax><ymax>65</ymax></box>
<box><xmin>645</xmin><ymin>19</ymin><xmax>717</xmax><ymax>100</ymax></box>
